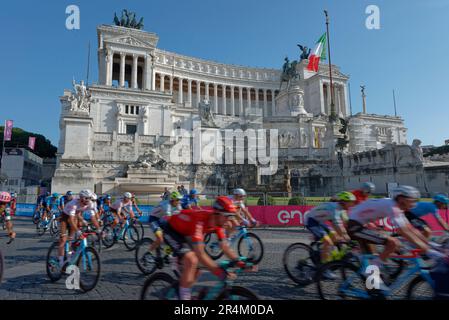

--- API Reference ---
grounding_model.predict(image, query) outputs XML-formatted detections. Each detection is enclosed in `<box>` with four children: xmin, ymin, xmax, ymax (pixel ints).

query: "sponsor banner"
<box><xmin>15</xmin><ymin>203</ymin><xmax>37</xmax><ymax>217</ymax></box>
<box><xmin>28</xmin><ymin>137</ymin><xmax>36</xmax><ymax>150</ymax></box>
<box><xmin>3</xmin><ymin>120</ymin><xmax>13</xmax><ymax>141</ymax></box>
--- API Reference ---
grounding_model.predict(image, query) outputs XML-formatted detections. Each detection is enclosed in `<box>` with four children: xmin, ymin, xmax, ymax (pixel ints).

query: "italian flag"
<box><xmin>307</xmin><ymin>33</ymin><xmax>327</xmax><ymax>72</ymax></box>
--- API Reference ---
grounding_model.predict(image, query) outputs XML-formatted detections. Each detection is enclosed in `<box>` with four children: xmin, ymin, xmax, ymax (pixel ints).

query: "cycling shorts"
<box><xmin>306</xmin><ymin>217</ymin><xmax>331</xmax><ymax>241</ymax></box>
<box><xmin>149</xmin><ymin>215</ymin><xmax>167</xmax><ymax>233</ymax></box>
<box><xmin>161</xmin><ymin>223</ymin><xmax>193</xmax><ymax>259</ymax></box>
<box><xmin>405</xmin><ymin>211</ymin><xmax>428</xmax><ymax>231</ymax></box>
<box><xmin>347</xmin><ymin>220</ymin><xmax>388</xmax><ymax>253</ymax></box>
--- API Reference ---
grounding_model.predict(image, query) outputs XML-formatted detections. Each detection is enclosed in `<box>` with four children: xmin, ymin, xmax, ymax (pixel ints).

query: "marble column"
<box><xmin>196</xmin><ymin>81</ymin><xmax>201</xmax><ymax>107</ymax></box>
<box><xmin>271</xmin><ymin>90</ymin><xmax>276</xmax><ymax>116</ymax></box>
<box><xmin>326</xmin><ymin>83</ymin><xmax>331</xmax><ymax>115</ymax></box>
<box><xmin>119</xmin><ymin>53</ymin><xmax>126</xmax><ymax>87</ymax></box>
<box><xmin>230</xmin><ymin>86</ymin><xmax>235</xmax><ymax>116</ymax></box>
<box><xmin>255</xmin><ymin>89</ymin><xmax>260</xmax><ymax>114</ymax></box>
<box><xmin>132</xmin><ymin>54</ymin><xmax>138</xmax><ymax>89</ymax></box>
<box><xmin>319</xmin><ymin>81</ymin><xmax>325</xmax><ymax>114</ymax></box>
<box><xmin>160</xmin><ymin>74</ymin><xmax>165</xmax><ymax>92</ymax></box>
<box><xmin>214</xmin><ymin>83</ymin><xmax>218</xmax><ymax>114</ymax></box>
<box><xmin>205</xmin><ymin>83</ymin><xmax>210</xmax><ymax>101</ymax></box>
<box><xmin>247</xmin><ymin>88</ymin><xmax>252</xmax><ymax>115</ymax></box>
<box><xmin>106</xmin><ymin>50</ymin><xmax>113</xmax><ymax>86</ymax></box>
<box><xmin>239</xmin><ymin>87</ymin><xmax>243</xmax><ymax>116</ymax></box>
<box><xmin>188</xmin><ymin>79</ymin><xmax>192</xmax><ymax>106</ymax></box>
<box><xmin>178</xmin><ymin>78</ymin><xmax>183</xmax><ymax>104</ymax></box>
<box><xmin>222</xmin><ymin>85</ymin><xmax>227</xmax><ymax>115</ymax></box>
<box><xmin>263</xmin><ymin>89</ymin><xmax>267</xmax><ymax>117</ymax></box>
<box><xmin>169</xmin><ymin>75</ymin><xmax>174</xmax><ymax>94</ymax></box>
<box><xmin>143</xmin><ymin>55</ymin><xmax>152</xmax><ymax>90</ymax></box>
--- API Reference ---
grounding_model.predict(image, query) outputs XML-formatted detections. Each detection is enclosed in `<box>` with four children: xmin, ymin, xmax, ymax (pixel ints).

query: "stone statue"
<box><xmin>280</xmin><ymin>57</ymin><xmax>299</xmax><ymax>89</ymax></box>
<box><xmin>284</xmin><ymin>165</ymin><xmax>292</xmax><ymax>195</ymax></box>
<box><xmin>69</xmin><ymin>79</ymin><xmax>91</xmax><ymax>113</ymax></box>
<box><xmin>114</xmin><ymin>9</ymin><xmax>144</xmax><ymax>29</ymax></box>
<box><xmin>411</xmin><ymin>139</ymin><xmax>424</xmax><ymax>162</ymax></box>
<box><xmin>199</xmin><ymin>99</ymin><xmax>217</xmax><ymax>127</ymax></box>
<box><xmin>297</xmin><ymin>44</ymin><xmax>311</xmax><ymax>60</ymax></box>
<box><xmin>131</xmin><ymin>148</ymin><xmax>168</xmax><ymax>170</ymax></box>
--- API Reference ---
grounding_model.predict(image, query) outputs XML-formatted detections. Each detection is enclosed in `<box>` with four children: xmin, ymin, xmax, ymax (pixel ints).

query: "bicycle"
<box><xmin>135</xmin><ymin>237</ymin><xmax>179</xmax><ymax>276</ymax></box>
<box><xmin>101</xmin><ymin>216</ymin><xmax>140</xmax><ymax>251</ymax></box>
<box><xmin>46</xmin><ymin>231</ymin><xmax>101</xmax><ymax>292</ymax></box>
<box><xmin>140</xmin><ymin>257</ymin><xmax>259</xmax><ymax>300</ymax></box>
<box><xmin>316</xmin><ymin>247</ymin><xmax>438</xmax><ymax>300</ymax></box>
<box><xmin>32</xmin><ymin>207</ymin><xmax>42</xmax><ymax>225</ymax></box>
<box><xmin>36</xmin><ymin>209</ymin><xmax>60</xmax><ymax>237</ymax></box>
<box><xmin>204</xmin><ymin>225</ymin><xmax>264</xmax><ymax>264</ymax></box>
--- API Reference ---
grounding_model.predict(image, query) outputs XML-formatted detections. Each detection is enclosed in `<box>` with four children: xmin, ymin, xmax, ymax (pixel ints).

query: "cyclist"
<box><xmin>304</xmin><ymin>191</ymin><xmax>356</xmax><ymax>264</ymax></box>
<box><xmin>405</xmin><ymin>194</ymin><xmax>449</xmax><ymax>238</ymax></box>
<box><xmin>147</xmin><ymin>191</ymin><xmax>183</xmax><ymax>253</ymax></box>
<box><xmin>347</xmin><ymin>186</ymin><xmax>440</xmax><ymax>271</ymax></box>
<box><xmin>110</xmin><ymin>192</ymin><xmax>135</xmax><ymax>228</ymax></box>
<box><xmin>79</xmin><ymin>193</ymin><xmax>103</xmax><ymax>237</ymax></box>
<box><xmin>181</xmin><ymin>189</ymin><xmax>201</xmax><ymax>210</ymax></box>
<box><xmin>351</xmin><ymin>182</ymin><xmax>376</xmax><ymax>205</ymax></box>
<box><xmin>58</xmin><ymin>189</ymin><xmax>95</xmax><ymax>268</ymax></box>
<box><xmin>9</xmin><ymin>192</ymin><xmax>17</xmax><ymax>216</ymax></box>
<box><xmin>0</xmin><ymin>192</ymin><xmax>16</xmax><ymax>244</ymax></box>
<box><xmin>60</xmin><ymin>191</ymin><xmax>74</xmax><ymax>210</ymax></box>
<box><xmin>230</xmin><ymin>188</ymin><xmax>258</xmax><ymax>228</ymax></box>
<box><xmin>44</xmin><ymin>193</ymin><xmax>63</xmax><ymax>228</ymax></box>
<box><xmin>130</xmin><ymin>193</ymin><xmax>143</xmax><ymax>218</ymax></box>
<box><xmin>35</xmin><ymin>191</ymin><xmax>50</xmax><ymax>220</ymax></box>
<box><xmin>98</xmin><ymin>194</ymin><xmax>112</xmax><ymax>217</ymax></box>
<box><xmin>161</xmin><ymin>196</ymin><xmax>246</xmax><ymax>300</ymax></box>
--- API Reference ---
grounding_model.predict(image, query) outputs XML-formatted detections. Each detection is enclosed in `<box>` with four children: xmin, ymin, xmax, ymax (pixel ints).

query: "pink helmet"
<box><xmin>0</xmin><ymin>192</ymin><xmax>11</xmax><ymax>203</ymax></box>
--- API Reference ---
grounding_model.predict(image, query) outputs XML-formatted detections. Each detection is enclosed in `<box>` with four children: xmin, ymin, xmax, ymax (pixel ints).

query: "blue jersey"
<box><xmin>37</xmin><ymin>195</ymin><xmax>47</xmax><ymax>206</ymax></box>
<box><xmin>409</xmin><ymin>202</ymin><xmax>441</xmax><ymax>219</ymax></box>
<box><xmin>181</xmin><ymin>195</ymin><xmax>199</xmax><ymax>209</ymax></box>
<box><xmin>46</xmin><ymin>198</ymin><xmax>62</xmax><ymax>211</ymax></box>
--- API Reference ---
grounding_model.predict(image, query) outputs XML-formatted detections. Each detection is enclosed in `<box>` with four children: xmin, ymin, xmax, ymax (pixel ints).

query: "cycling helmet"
<box><xmin>52</xmin><ymin>193</ymin><xmax>59</xmax><ymax>198</ymax></box>
<box><xmin>46</xmin><ymin>191</ymin><xmax>51</xmax><ymax>196</ymax></box>
<box><xmin>0</xmin><ymin>192</ymin><xmax>11</xmax><ymax>203</ymax></box>
<box><xmin>170</xmin><ymin>191</ymin><xmax>183</xmax><ymax>201</ymax></box>
<box><xmin>123</xmin><ymin>192</ymin><xmax>132</xmax><ymax>199</ymax></box>
<box><xmin>392</xmin><ymin>186</ymin><xmax>420</xmax><ymax>200</ymax></box>
<box><xmin>433</xmin><ymin>194</ymin><xmax>449</xmax><ymax>204</ymax></box>
<box><xmin>360</xmin><ymin>182</ymin><xmax>376</xmax><ymax>194</ymax></box>
<box><xmin>233</xmin><ymin>188</ymin><xmax>247</xmax><ymax>196</ymax></box>
<box><xmin>190</xmin><ymin>189</ymin><xmax>199</xmax><ymax>195</ymax></box>
<box><xmin>336</xmin><ymin>191</ymin><xmax>356</xmax><ymax>202</ymax></box>
<box><xmin>66</xmin><ymin>191</ymin><xmax>74</xmax><ymax>196</ymax></box>
<box><xmin>213</xmin><ymin>196</ymin><xmax>237</xmax><ymax>216</ymax></box>
<box><xmin>10</xmin><ymin>192</ymin><xmax>16</xmax><ymax>198</ymax></box>
<box><xmin>79</xmin><ymin>189</ymin><xmax>93</xmax><ymax>199</ymax></box>
<box><xmin>105</xmin><ymin>194</ymin><xmax>112</xmax><ymax>200</ymax></box>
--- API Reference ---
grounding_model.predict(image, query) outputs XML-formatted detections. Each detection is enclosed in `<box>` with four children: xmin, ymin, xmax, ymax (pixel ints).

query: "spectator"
<box><xmin>179</xmin><ymin>185</ymin><xmax>188</xmax><ymax>196</ymax></box>
<box><xmin>161</xmin><ymin>187</ymin><xmax>170</xmax><ymax>201</ymax></box>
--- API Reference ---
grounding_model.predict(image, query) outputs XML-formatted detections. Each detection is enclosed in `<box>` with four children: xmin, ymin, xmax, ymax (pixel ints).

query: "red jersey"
<box><xmin>168</xmin><ymin>209</ymin><xmax>227</xmax><ymax>243</ymax></box>
<box><xmin>351</xmin><ymin>189</ymin><xmax>369</xmax><ymax>205</ymax></box>
<box><xmin>10</xmin><ymin>199</ymin><xmax>17</xmax><ymax>215</ymax></box>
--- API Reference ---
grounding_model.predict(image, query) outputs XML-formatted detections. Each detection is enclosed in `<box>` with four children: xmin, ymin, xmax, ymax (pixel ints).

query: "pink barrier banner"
<box><xmin>247</xmin><ymin>206</ymin><xmax>449</xmax><ymax>232</ymax></box>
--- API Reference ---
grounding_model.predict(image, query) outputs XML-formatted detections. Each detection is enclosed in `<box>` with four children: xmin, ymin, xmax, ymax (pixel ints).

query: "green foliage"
<box><xmin>424</xmin><ymin>145</ymin><xmax>449</xmax><ymax>157</ymax></box>
<box><xmin>288</xmin><ymin>196</ymin><xmax>306</xmax><ymax>205</ymax></box>
<box><xmin>258</xmin><ymin>196</ymin><xmax>275</xmax><ymax>205</ymax></box>
<box><xmin>0</xmin><ymin>126</ymin><xmax>57</xmax><ymax>158</ymax></box>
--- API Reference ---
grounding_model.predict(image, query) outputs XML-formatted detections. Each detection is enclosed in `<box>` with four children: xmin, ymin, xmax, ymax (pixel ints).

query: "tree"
<box><xmin>0</xmin><ymin>126</ymin><xmax>57</xmax><ymax>159</ymax></box>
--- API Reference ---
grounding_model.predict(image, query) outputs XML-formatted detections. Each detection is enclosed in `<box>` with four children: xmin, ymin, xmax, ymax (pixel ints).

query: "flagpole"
<box><xmin>393</xmin><ymin>89</ymin><xmax>397</xmax><ymax>117</ymax></box>
<box><xmin>86</xmin><ymin>42</ymin><xmax>91</xmax><ymax>85</ymax></box>
<box><xmin>324</xmin><ymin>10</ymin><xmax>336</xmax><ymax>121</ymax></box>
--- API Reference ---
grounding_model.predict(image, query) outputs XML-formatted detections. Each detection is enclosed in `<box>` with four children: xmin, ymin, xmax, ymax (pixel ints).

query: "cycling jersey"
<box><xmin>409</xmin><ymin>202</ymin><xmax>443</xmax><ymax>220</ymax></box>
<box><xmin>63</xmin><ymin>199</ymin><xmax>95</xmax><ymax>217</ymax></box>
<box><xmin>351</xmin><ymin>189</ymin><xmax>369</xmax><ymax>205</ymax></box>
<box><xmin>181</xmin><ymin>195</ymin><xmax>199</xmax><ymax>209</ymax></box>
<box><xmin>60</xmin><ymin>195</ymin><xmax>71</xmax><ymax>207</ymax></box>
<box><xmin>304</xmin><ymin>202</ymin><xmax>347</xmax><ymax>226</ymax></box>
<box><xmin>46</xmin><ymin>198</ymin><xmax>62</xmax><ymax>211</ymax></box>
<box><xmin>150</xmin><ymin>200</ymin><xmax>181</xmax><ymax>218</ymax></box>
<box><xmin>36</xmin><ymin>195</ymin><xmax>47</xmax><ymax>206</ymax></box>
<box><xmin>111</xmin><ymin>198</ymin><xmax>133</xmax><ymax>215</ymax></box>
<box><xmin>168</xmin><ymin>209</ymin><xmax>227</xmax><ymax>244</ymax></box>
<box><xmin>0</xmin><ymin>206</ymin><xmax>12</xmax><ymax>221</ymax></box>
<box><xmin>83</xmin><ymin>202</ymin><xmax>98</xmax><ymax>220</ymax></box>
<box><xmin>349</xmin><ymin>198</ymin><xmax>408</xmax><ymax>228</ymax></box>
<box><xmin>10</xmin><ymin>199</ymin><xmax>17</xmax><ymax>215</ymax></box>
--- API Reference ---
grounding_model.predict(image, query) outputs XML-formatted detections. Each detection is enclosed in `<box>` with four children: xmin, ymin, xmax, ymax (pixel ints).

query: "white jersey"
<box><xmin>111</xmin><ymin>198</ymin><xmax>133</xmax><ymax>213</ymax></box>
<box><xmin>349</xmin><ymin>198</ymin><xmax>408</xmax><ymax>228</ymax></box>
<box><xmin>63</xmin><ymin>198</ymin><xmax>95</xmax><ymax>217</ymax></box>
<box><xmin>304</xmin><ymin>202</ymin><xmax>346</xmax><ymax>225</ymax></box>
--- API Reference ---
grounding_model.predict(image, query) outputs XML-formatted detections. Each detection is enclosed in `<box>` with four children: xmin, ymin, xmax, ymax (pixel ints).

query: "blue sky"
<box><xmin>0</xmin><ymin>0</ymin><xmax>448</xmax><ymax>146</ymax></box>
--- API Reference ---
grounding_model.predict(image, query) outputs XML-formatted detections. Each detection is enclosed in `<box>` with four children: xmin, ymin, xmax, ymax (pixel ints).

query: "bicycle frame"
<box><xmin>338</xmin><ymin>250</ymin><xmax>434</xmax><ymax>299</ymax></box>
<box><xmin>65</xmin><ymin>235</ymin><xmax>94</xmax><ymax>272</ymax></box>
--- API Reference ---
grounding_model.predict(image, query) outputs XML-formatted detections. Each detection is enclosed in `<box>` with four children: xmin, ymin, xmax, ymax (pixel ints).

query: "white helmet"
<box><xmin>392</xmin><ymin>186</ymin><xmax>420</xmax><ymax>200</ymax></box>
<box><xmin>91</xmin><ymin>193</ymin><xmax>98</xmax><ymax>201</ymax></box>
<box><xmin>360</xmin><ymin>182</ymin><xmax>376</xmax><ymax>194</ymax></box>
<box><xmin>233</xmin><ymin>188</ymin><xmax>247</xmax><ymax>196</ymax></box>
<box><xmin>79</xmin><ymin>189</ymin><xmax>93</xmax><ymax>199</ymax></box>
<box><xmin>123</xmin><ymin>192</ymin><xmax>132</xmax><ymax>199</ymax></box>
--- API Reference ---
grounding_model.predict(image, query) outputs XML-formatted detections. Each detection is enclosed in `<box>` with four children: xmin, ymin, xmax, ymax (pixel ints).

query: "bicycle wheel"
<box><xmin>140</xmin><ymin>272</ymin><xmax>178</xmax><ymax>300</ymax></box>
<box><xmin>217</xmin><ymin>286</ymin><xmax>259</xmax><ymax>300</ymax></box>
<box><xmin>36</xmin><ymin>220</ymin><xmax>47</xmax><ymax>236</ymax></box>
<box><xmin>134</xmin><ymin>220</ymin><xmax>145</xmax><ymax>240</ymax></box>
<box><xmin>135</xmin><ymin>238</ymin><xmax>159</xmax><ymax>275</ymax></box>
<box><xmin>76</xmin><ymin>247</ymin><xmax>101</xmax><ymax>292</ymax></box>
<box><xmin>101</xmin><ymin>225</ymin><xmax>116</xmax><ymax>248</ymax></box>
<box><xmin>87</xmin><ymin>233</ymin><xmax>102</xmax><ymax>254</ymax></box>
<box><xmin>283</xmin><ymin>242</ymin><xmax>316</xmax><ymax>286</ymax></box>
<box><xmin>237</xmin><ymin>233</ymin><xmax>264</xmax><ymax>264</ymax></box>
<box><xmin>204</xmin><ymin>232</ymin><xmax>224</xmax><ymax>260</ymax></box>
<box><xmin>46</xmin><ymin>241</ymin><xmax>62</xmax><ymax>282</ymax></box>
<box><xmin>316</xmin><ymin>261</ymin><xmax>372</xmax><ymax>300</ymax></box>
<box><xmin>0</xmin><ymin>249</ymin><xmax>4</xmax><ymax>284</ymax></box>
<box><xmin>407</xmin><ymin>275</ymin><xmax>435</xmax><ymax>300</ymax></box>
<box><xmin>123</xmin><ymin>225</ymin><xmax>140</xmax><ymax>251</ymax></box>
